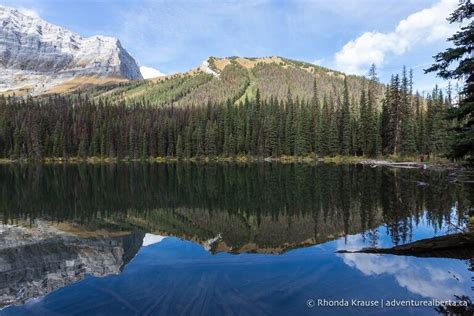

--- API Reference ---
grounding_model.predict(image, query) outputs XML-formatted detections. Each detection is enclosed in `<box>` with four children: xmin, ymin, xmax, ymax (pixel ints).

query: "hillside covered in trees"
<box><xmin>79</xmin><ymin>56</ymin><xmax>383</xmax><ymax>108</ymax></box>
<box><xmin>0</xmin><ymin>62</ymin><xmax>455</xmax><ymax>160</ymax></box>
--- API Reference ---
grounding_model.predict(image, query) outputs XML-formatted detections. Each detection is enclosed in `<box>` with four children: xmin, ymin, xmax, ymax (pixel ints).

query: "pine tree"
<box><xmin>141</xmin><ymin>131</ymin><xmax>148</xmax><ymax>158</ymax></box>
<box><xmin>205</xmin><ymin>120</ymin><xmax>217</xmax><ymax>156</ymax></box>
<box><xmin>285</xmin><ymin>88</ymin><xmax>295</xmax><ymax>155</ymax></box>
<box><xmin>380</xmin><ymin>84</ymin><xmax>392</xmax><ymax>155</ymax></box>
<box><xmin>367</xmin><ymin>64</ymin><xmax>379</xmax><ymax>157</ymax></box>
<box><xmin>359</xmin><ymin>88</ymin><xmax>368</xmax><ymax>155</ymax></box>
<box><xmin>176</xmin><ymin>134</ymin><xmax>184</xmax><ymax>158</ymax></box>
<box><xmin>413</xmin><ymin>92</ymin><xmax>425</xmax><ymax>153</ymax></box>
<box><xmin>320</xmin><ymin>95</ymin><xmax>330</xmax><ymax>155</ymax></box>
<box><xmin>312</xmin><ymin>79</ymin><xmax>322</xmax><ymax>155</ymax></box>
<box><xmin>235</xmin><ymin>102</ymin><xmax>246</xmax><ymax>154</ymax></box>
<box><xmin>244</xmin><ymin>96</ymin><xmax>252</xmax><ymax>154</ymax></box>
<box><xmin>295</xmin><ymin>102</ymin><xmax>311</xmax><ymax>156</ymax></box>
<box><xmin>223</xmin><ymin>99</ymin><xmax>233</xmax><ymax>155</ymax></box>
<box><xmin>400</xmin><ymin>67</ymin><xmax>417</xmax><ymax>155</ymax></box>
<box><xmin>390</xmin><ymin>75</ymin><xmax>402</xmax><ymax>155</ymax></box>
<box><xmin>328</xmin><ymin>95</ymin><xmax>339</xmax><ymax>156</ymax></box>
<box><xmin>425</xmin><ymin>0</ymin><xmax>473</xmax><ymax>161</ymax></box>
<box><xmin>227</xmin><ymin>133</ymin><xmax>236</xmax><ymax>156</ymax></box>
<box><xmin>340</xmin><ymin>77</ymin><xmax>351</xmax><ymax>155</ymax></box>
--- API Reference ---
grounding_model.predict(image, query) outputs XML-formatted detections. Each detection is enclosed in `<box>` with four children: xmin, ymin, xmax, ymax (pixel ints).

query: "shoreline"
<box><xmin>0</xmin><ymin>155</ymin><xmax>467</xmax><ymax>169</ymax></box>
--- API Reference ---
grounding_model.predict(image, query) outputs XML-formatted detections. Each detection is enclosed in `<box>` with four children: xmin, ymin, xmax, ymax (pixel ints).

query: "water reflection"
<box><xmin>0</xmin><ymin>163</ymin><xmax>471</xmax><ymax>251</ymax></box>
<box><xmin>2</xmin><ymin>235</ymin><xmax>473</xmax><ymax>316</ymax></box>
<box><xmin>0</xmin><ymin>163</ymin><xmax>472</xmax><ymax>314</ymax></box>
<box><xmin>335</xmin><ymin>235</ymin><xmax>468</xmax><ymax>301</ymax></box>
<box><xmin>0</xmin><ymin>222</ymin><xmax>144</xmax><ymax>307</ymax></box>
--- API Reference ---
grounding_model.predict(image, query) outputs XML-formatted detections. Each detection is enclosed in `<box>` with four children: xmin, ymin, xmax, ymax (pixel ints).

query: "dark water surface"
<box><xmin>0</xmin><ymin>163</ymin><xmax>472</xmax><ymax>315</ymax></box>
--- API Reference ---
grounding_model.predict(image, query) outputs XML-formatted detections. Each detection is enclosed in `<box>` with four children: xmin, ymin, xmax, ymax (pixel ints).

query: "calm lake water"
<box><xmin>0</xmin><ymin>163</ymin><xmax>472</xmax><ymax>315</ymax></box>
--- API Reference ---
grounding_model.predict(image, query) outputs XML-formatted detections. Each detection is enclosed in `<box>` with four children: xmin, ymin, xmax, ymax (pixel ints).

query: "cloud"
<box><xmin>17</xmin><ymin>7</ymin><xmax>40</xmax><ymax>19</ymax></box>
<box><xmin>336</xmin><ymin>235</ymin><xmax>469</xmax><ymax>300</ymax></box>
<box><xmin>334</xmin><ymin>0</ymin><xmax>458</xmax><ymax>75</ymax></box>
<box><xmin>142</xmin><ymin>233</ymin><xmax>167</xmax><ymax>247</ymax></box>
<box><xmin>140</xmin><ymin>66</ymin><xmax>166</xmax><ymax>79</ymax></box>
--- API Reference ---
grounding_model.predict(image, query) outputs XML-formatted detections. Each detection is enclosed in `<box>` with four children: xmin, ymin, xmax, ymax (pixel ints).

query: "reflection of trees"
<box><xmin>0</xmin><ymin>163</ymin><xmax>470</xmax><ymax>248</ymax></box>
<box><xmin>381</xmin><ymin>168</ymin><xmax>412</xmax><ymax>245</ymax></box>
<box><xmin>359</xmin><ymin>165</ymin><xmax>380</xmax><ymax>246</ymax></box>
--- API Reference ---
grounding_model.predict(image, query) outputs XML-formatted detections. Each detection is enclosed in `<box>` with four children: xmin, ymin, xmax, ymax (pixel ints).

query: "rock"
<box><xmin>0</xmin><ymin>5</ymin><xmax>142</xmax><ymax>95</ymax></box>
<box><xmin>337</xmin><ymin>232</ymin><xmax>474</xmax><ymax>260</ymax></box>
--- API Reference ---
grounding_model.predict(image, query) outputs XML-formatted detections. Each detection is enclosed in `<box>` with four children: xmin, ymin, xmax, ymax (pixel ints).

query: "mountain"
<box><xmin>84</xmin><ymin>56</ymin><xmax>384</xmax><ymax>108</ymax></box>
<box><xmin>0</xmin><ymin>4</ymin><xmax>381</xmax><ymax>104</ymax></box>
<box><xmin>0</xmin><ymin>5</ymin><xmax>142</xmax><ymax>96</ymax></box>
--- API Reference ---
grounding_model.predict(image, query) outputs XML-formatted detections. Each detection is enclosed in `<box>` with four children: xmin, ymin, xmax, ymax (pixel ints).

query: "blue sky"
<box><xmin>2</xmin><ymin>0</ymin><xmax>460</xmax><ymax>93</ymax></box>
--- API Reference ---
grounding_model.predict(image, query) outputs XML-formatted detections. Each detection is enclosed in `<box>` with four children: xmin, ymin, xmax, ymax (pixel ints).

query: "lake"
<box><xmin>0</xmin><ymin>163</ymin><xmax>472</xmax><ymax>315</ymax></box>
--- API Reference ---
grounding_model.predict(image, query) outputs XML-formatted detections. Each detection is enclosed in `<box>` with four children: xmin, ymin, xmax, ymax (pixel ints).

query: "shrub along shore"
<box><xmin>0</xmin><ymin>154</ymin><xmax>463</xmax><ymax>169</ymax></box>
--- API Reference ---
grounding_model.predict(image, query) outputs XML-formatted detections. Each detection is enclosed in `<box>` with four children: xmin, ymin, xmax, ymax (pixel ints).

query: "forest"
<box><xmin>0</xmin><ymin>66</ymin><xmax>456</xmax><ymax>160</ymax></box>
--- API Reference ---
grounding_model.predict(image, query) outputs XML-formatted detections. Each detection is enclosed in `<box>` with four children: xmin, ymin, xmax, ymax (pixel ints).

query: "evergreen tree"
<box><xmin>390</xmin><ymin>75</ymin><xmax>402</xmax><ymax>155</ymax></box>
<box><xmin>319</xmin><ymin>95</ymin><xmax>330</xmax><ymax>156</ymax></box>
<box><xmin>380</xmin><ymin>84</ymin><xmax>392</xmax><ymax>155</ymax></box>
<box><xmin>340</xmin><ymin>77</ymin><xmax>351</xmax><ymax>155</ymax></box>
<box><xmin>205</xmin><ymin>120</ymin><xmax>218</xmax><ymax>156</ymax></box>
<box><xmin>366</xmin><ymin>64</ymin><xmax>379</xmax><ymax>157</ymax></box>
<box><xmin>285</xmin><ymin>88</ymin><xmax>295</xmax><ymax>155</ymax></box>
<box><xmin>400</xmin><ymin>67</ymin><xmax>417</xmax><ymax>155</ymax></box>
<box><xmin>358</xmin><ymin>88</ymin><xmax>368</xmax><ymax>155</ymax></box>
<box><xmin>414</xmin><ymin>92</ymin><xmax>425</xmax><ymax>153</ymax></box>
<box><xmin>176</xmin><ymin>134</ymin><xmax>184</xmax><ymax>158</ymax></box>
<box><xmin>425</xmin><ymin>0</ymin><xmax>473</xmax><ymax>161</ymax></box>
<box><xmin>328</xmin><ymin>95</ymin><xmax>339</xmax><ymax>155</ymax></box>
<box><xmin>312</xmin><ymin>79</ymin><xmax>322</xmax><ymax>155</ymax></box>
<box><xmin>295</xmin><ymin>102</ymin><xmax>311</xmax><ymax>156</ymax></box>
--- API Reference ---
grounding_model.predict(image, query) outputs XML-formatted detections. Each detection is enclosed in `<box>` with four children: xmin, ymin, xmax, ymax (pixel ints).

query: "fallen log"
<box><xmin>337</xmin><ymin>232</ymin><xmax>474</xmax><ymax>260</ymax></box>
<box><xmin>359</xmin><ymin>160</ymin><xmax>427</xmax><ymax>169</ymax></box>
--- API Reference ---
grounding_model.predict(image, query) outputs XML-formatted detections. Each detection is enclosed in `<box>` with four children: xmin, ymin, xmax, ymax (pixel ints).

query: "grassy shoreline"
<box><xmin>0</xmin><ymin>154</ymin><xmax>464</xmax><ymax>167</ymax></box>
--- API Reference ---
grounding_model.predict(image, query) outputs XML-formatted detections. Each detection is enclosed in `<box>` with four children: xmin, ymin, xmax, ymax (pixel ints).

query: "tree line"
<box><xmin>0</xmin><ymin>67</ymin><xmax>454</xmax><ymax>160</ymax></box>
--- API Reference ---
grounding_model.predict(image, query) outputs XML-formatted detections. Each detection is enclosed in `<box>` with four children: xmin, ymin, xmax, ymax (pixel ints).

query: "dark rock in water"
<box><xmin>121</xmin><ymin>231</ymin><xmax>146</xmax><ymax>268</ymax></box>
<box><xmin>337</xmin><ymin>232</ymin><xmax>474</xmax><ymax>260</ymax></box>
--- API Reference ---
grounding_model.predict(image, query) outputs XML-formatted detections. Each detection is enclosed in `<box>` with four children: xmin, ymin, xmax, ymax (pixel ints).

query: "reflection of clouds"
<box><xmin>337</xmin><ymin>235</ymin><xmax>468</xmax><ymax>300</ymax></box>
<box><xmin>142</xmin><ymin>233</ymin><xmax>167</xmax><ymax>247</ymax></box>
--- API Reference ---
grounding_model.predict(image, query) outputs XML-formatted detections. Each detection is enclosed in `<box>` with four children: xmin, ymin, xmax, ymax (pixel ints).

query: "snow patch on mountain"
<box><xmin>199</xmin><ymin>59</ymin><xmax>219</xmax><ymax>77</ymax></box>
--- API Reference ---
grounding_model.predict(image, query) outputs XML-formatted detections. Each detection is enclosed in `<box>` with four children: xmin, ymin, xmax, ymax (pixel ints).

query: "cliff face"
<box><xmin>0</xmin><ymin>5</ymin><xmax>142</xmax><ymax>95</ymax></box>
<box><xmin>0</xmin><ymin>222</ymin><xmax>144</xmax><ymax>308</ymax></box>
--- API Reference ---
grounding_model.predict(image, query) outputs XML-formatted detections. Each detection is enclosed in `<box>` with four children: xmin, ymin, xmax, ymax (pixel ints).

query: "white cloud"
<box><xmin>334</xmin><ymin>0</ymin><xmax>458</xmax><ymax>75</ymax></box>
<box><xmin>140</xmin><ymin>66</ymin><xmax>166</xmax><ymax>79</ymax></box>
<box><xmin>337</xmin><ymin>235</ymin><xmax>469</xmax><ymax>300</ymax></box>
<box><xmin>18</xmin><ymin>7</ymin><xmax>40</xmax><ymax>19</ymax></box>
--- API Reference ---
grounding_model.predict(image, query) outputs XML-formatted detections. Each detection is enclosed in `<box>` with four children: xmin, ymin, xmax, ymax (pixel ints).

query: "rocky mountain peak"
<box><xmin>0</xmin><ymin>5</ymin><xmax>142</xmax><ymax>95</ymax></box>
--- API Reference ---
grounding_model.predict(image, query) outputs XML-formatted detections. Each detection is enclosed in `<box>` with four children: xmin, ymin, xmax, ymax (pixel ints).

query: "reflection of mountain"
<box><xmin>0</xmin><ymin>222</ymin><xmax>144</xmax><ymax>307</ymax></box>
<box><xmin>114</xmin><ymin>207</ymin><xmax>385</xmax><ymax>254</ymax></box>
